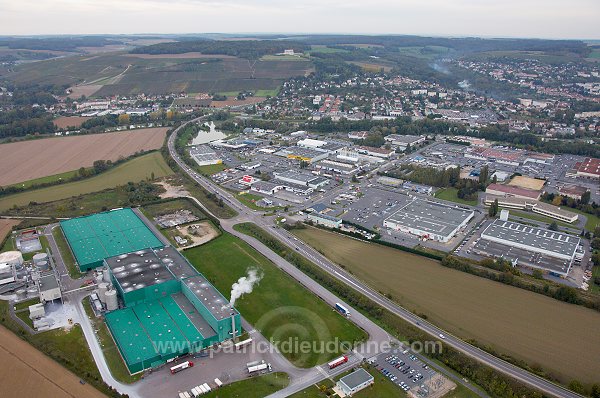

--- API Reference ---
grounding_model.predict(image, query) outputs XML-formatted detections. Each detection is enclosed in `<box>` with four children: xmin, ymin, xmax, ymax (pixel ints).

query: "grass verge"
<box><xmin>82</xmin><ymin>300</ymin><xmax>141</xmax><ymax>384</ymax></box>
<box><xmin>52</xmin><ymin>225</ymin><xmax>82</xmax><ymax>279</ymax></box>
<box><xmin>204</xmin><ymin>372</ymin><xmax>289</xmax><ymax>397</ymax></box>
<box><xmin>183</xmin><ymin>232</ymin><xmax>367</xmax><ymax>368</ymax></box>
<box><xmin>434</xmin><ymin>188</ymin><xmax>478</xmax><ymax>206</ymax></box>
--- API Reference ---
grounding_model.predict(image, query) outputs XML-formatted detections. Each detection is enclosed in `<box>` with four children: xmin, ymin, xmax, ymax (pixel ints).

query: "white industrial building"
<box><xmin>297</xmin><ymin>138</ymin><xmax>327</xmax><ymax>149</ymax></box>
<box><xmin>306</xmin><ymin>213</ymin><xmax>342</xmax><ymax>229</ymax></box>
<box><xmin>479</xmin><ymin>219</ymin><xmax>582</xmax><ymax>276</ymax></box>
<box><xmin>384</xmin><ymin>199</ymin><xmax>474</xmax><ymax>242</ymax></box>
<box><xmin>483</xmin><ymin>195</ymin><xmax>578</xmax><ymax>223</ymax></box>
<box><xmin>336</xmin><ymin>368</ymin><xmax>374</xmax><ymax>396</ymax></box>
<box><xmin>273</xmin><ymin>171</ymin><xmax>329</xmax><ymax>189</ymax></box>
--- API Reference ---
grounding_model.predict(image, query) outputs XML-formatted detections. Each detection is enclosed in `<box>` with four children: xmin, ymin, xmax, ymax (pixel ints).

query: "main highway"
<box><xmin>168</xmin><ymin>116</ymin><xmax>583</xmax><ymax>398</ymax></box>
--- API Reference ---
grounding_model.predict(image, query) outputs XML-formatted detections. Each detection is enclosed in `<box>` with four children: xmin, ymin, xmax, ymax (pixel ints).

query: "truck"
<box><xmin>214</xmin><ymin>378</ymin><xmax>223</xmax><ymax>387</ymax></box>
<box><xmin>235</xmin><ymin>338</ymin><xmax>253</xmax><ymax>350</ymax></box>
<box><xmin>248</xmin><ymin>363</ymin><xmax>268</xmax><ymax>373</ymax></box>
<box><xmin>335</xmin><ymin>303</ymin><xmax>350</xmax><ymax>317</ymax></box>
<box><xmin>170</xmin><ymin>361</ymin><xmax>194</xmax><ymax>374</ymax></box>
<box><xmin>328</xmin><ymin>355</ymin><xmax>348</xmax><ymax>369</ymax></box>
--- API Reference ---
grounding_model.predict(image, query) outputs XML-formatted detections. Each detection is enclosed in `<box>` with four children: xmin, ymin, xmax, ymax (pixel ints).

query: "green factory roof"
<box><xmin>59</xmin><ymin>208</ymin><xmax>164</xmax><ymax>271</ymax></box>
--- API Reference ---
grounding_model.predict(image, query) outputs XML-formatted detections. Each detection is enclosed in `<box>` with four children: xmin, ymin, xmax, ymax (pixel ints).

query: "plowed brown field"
<box><xmin>0</xmin><ymin>128</ymin><xmax>168</xmax><ymax>186</ymax></box>
<box><xmin>0</xmin><ymin>326</ymin><xmax>106</xmax><ymax>398</ymax></box>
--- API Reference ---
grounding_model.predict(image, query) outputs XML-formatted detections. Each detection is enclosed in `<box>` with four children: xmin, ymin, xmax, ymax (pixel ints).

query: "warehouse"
<box><xmin>275</xmin><ymin>147</ymin><xmax>329</xmax><ymax>163</ymax></box>
<box><xmin>189</xmin><ymin>145</ymin><xmax>222</xmax><ymax>166</ymax></box>
<box><xmin>60</xmin><ymin>208</ymin><xmax>164</xmax><ymax>271</ymax></box>
<box><xmin>485</xmin><ymin>183</ymin><xmax>541</xmax><ymax>200</ymax></box>
<box><xmin>104</xmin><ymin>246</ymin><xmax>241</xmax><ymax>374</ymax></box>
<box><xmin>570</xmin><ymin>157</ymin><xmax>600</xmax><ymax>179</ymax></box>
<box><xmin>478</xmin><ymin>219</ymin><xmax>581</xmax><ymax>276</ymax></box>
<box><xmin>274</xmin><ymin>170</ymin><xmax>330</xmax><ymax>189</ymax></box>
<box><xmin>383</xmin><ymin>199</ymin><xmax>474</xmax><ymax>242</ymax></box>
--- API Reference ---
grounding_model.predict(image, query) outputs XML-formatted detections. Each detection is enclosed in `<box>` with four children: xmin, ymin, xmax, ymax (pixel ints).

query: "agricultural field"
<box><xmin>292</xmin><ymin>227</ymin><xmax>600</xmax><ymax>384</ymax></box>
<box><xmin>0</xmin><ymin>152</ymin><xmax>173</xmax><ymax>212</ymax></box>
<box><xmin>0</xmin><ymin>127</ymin><xmax>168</xmax><ymax>186</ymax></box>
<box><xmin>53</xmin><ymin>116</ymin><xmax>91</xmax><ymax>129</ymax></box>
<box><xmin>5</xmin><ymin>52</ymin><xmax>312</xmax><ymax>96</ymax></box>
<box><xmin>0</xmin><ymin>325</ymin><xmax>106</xmax><ymax>398</ymax></box>
<box><xmin>183</xmin><ymin>233</ymin><xmax>367</xmax><ymax>368</ymax></box>
<box><xmin>0</xmin><ymin>218</ymin><xmax>20</xmax><ymax>242</ymax></box>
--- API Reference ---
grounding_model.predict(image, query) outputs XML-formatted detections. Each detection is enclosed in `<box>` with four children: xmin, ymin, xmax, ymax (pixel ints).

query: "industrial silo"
<box><xmin>94</xmin><ymin>272</ymin><xmax>104</xmax><ymax>285</ymax></box>
<box><xmin>32</xmin><ymin>253</ymin><xmax>48</xmax><ymax>266</ymax></box>
<box><xmin>102</xmin><ymin>267</ymin><xmax>111</xmax><ymax>283</ymax></box>
<box><xmin>35</xmin><ymin>260</ymin><xmax>50</xmax><ymax>272</ymax></box>
<box><xmin>0</xmin><ymin>251</ymin><xmax>24</xmax><ymax>269</ymax></box>
<box><xmin>105</xmin><ymin>289</ymin><xmax>118</xmax><ymax>311</ymax></box>
<box><xmin>98</xmin><ymin>282</ymin><xmax>109</xmax><ymax>303</ymax></box>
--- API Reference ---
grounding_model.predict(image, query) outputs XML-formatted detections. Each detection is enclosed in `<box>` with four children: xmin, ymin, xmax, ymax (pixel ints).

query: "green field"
<box><xmin>204</xmin><ymin>372</ymin><xmax>289</xmax><ymax>397</ymax></box>
<box><xmin>434</xmin><ymin>188</ymin><xmax>478</xmax><ymax>206</ymax></box>
<box><xmin>0</xmin><ymin>152</ymin><xmax>172</xmax><ymax>212</ymax></box>
<box><xmin>183</xmin><ymin>233</ymin><xmax>367</xmax><ymax>368</ymax></box>
<box><xmin>197</xmin><ymin>163</ymin><xmax>227</xmax><ymax>176</ymax></box>
<box><xmin>8</xmin><ymin>169</ymin><xmax>84</xmax><ymax>189</ymax></box>
<box><xmin>587</xmin><ymin>49</ymin><xmax>600</xmax><ymax>59</ymax></box>
<box><xmin>292</xmin><ymin>227</ymin><xmax>600</xmax><ymax>384</ymax></box>
<box><xmin>290</xmin><ymin>365</ymin><xmax>406</xmax><ymax>398</ymax></box>
<box><xmin>309</xmin><ymin>45</ymin><xmax>349</xmax><ymax>54</ymax></box>
<box><xmin>567</xmin><ymin>207</ymin><xmax>600</xmax><ymax>231</ymax></box>
<box><xmin>260</xmin><ymin>55</ymin><xmax>309</xmax><ymax>61</ymax></box>
<box><xmin>397</xmin><ymin>46</ymin><xmax>452</xmax><ymax>59</ymax></box>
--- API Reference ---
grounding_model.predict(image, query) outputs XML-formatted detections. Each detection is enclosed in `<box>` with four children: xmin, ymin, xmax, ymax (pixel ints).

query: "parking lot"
<box><xmin>369</xmin><ymin>348</ymin><xmax>438</xmax><ymax>396</ymax></box>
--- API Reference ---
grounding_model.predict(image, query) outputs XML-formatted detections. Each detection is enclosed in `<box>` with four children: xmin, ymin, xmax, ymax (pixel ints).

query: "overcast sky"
<box><xmin>1</xmin><ymin>0</ymin><xmax>599</xmax><ymax>39</ymax></box>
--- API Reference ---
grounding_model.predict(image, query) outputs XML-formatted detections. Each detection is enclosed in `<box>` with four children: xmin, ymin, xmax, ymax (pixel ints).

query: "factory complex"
<box><xmin>61</xmin><ymin>209</ymin><xmax>240</xmax><ymax>374</ymax></box>
<box><xmin>383</xmin><ymin>199</ymin><xmax>474</xmax><ymax>242</ymax></box>
<box><xmin>59</xmin><ymin>208</ymin><xmax>164</xmax><ymax>271</ymax></box>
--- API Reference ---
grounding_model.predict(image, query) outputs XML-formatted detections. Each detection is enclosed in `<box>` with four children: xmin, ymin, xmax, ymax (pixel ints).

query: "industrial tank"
<box><xmin>36</xmin><ymin>260</ymin><xmax>50</xmax><ymax>272</ymax></box>
<box><xmin>98</xmin><ymin>282</ymin><xmax>109</xmax><ymax>303</ymax></box>
<box><xmin>94</xmin><ymin>273</ymin><xmax>104</xmax><ymax>285</ymax></box>
<box><xmin>0</xmin><ymin>251</ymin><xmax>24</xmax><ymax>268</ymax></box>
<box><xmin>32</xmin><ymin>253</ymin><xmax>48</xmax><ymax>266</ymax></box>
<box><xmin>102</xmin><ymin>267</ymin><xmax>111</xmax><ymax>283</ymax></box>
<box><xmin>105</xmin><ymin>289</ymin><xmax>118</xmax><ymax>311</ymax></box>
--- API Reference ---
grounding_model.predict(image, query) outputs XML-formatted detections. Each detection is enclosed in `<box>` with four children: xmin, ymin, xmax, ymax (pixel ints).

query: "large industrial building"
<box><xmin>60</xmin><ymin>208</ymin><xmax>164</xmax><ymax>271</ymax></box>
<box><xmin>383</xmin><ymin>199</ymin><xmax>474</xmax><ymax>242</ymax></box>
<box><xmin>104</xmin><ymin>246</ymin><xmax>240</xmax><ymax>374</ymax></box>
<box><xmin>477</xmin><ymin>219</ymin><xmax>582</xmax><ymax>276</ymax></box>
<box><xmin>60</xmin><ymin>208</ymin><xmax>240</xmax><ymax>374</ymax></box>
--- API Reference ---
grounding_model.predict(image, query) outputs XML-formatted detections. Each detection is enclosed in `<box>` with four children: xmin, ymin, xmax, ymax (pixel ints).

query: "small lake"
<box><xmin>189</xmin><ymin>121</ymin><xmax>227</xmax><ymax>145</ymax></box>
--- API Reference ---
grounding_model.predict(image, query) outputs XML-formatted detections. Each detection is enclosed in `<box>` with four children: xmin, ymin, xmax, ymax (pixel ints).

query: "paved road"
<box><xmin>167</xmin><ymin>116</ymin><xmax>585</xmax><ymax>398</ymax></box>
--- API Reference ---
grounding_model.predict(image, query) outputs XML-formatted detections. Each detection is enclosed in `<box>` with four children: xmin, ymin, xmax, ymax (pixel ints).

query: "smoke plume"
<box><xmin>229</xmin><ymin>268</ymin><xmax>263</xmax><ymax>307</ymax></box>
